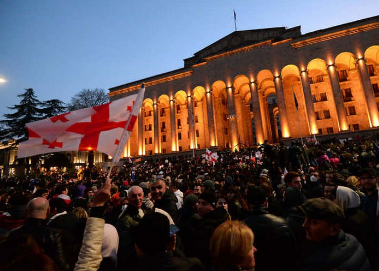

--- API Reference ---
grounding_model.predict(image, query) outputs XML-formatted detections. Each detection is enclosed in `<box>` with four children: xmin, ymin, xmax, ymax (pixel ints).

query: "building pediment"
<box><xmin>184</xmin><ymin>26</ymin><xmax>301</xmax><ymax>67</ymax></box>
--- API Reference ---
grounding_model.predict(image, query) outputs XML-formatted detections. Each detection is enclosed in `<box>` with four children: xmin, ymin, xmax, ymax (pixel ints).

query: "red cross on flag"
<box><xmin>18</xmin><ymin>86</ymin><xmax>145</xmax><ymax>160</ymax></box>
<box><xmin>205</xmin><ymin>148</ymin><xmax>218</xmax><ymax>163</ymax></box>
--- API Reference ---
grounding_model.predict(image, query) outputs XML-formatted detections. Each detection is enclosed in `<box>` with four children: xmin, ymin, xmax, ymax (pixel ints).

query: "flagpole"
<box><xmin>107</xmin><ymin>85</ymin><xmax>146</xmax><ymax>180</ymax></box>
<box><xmin>233</xmin><ymin>9</ymin><xmax>237</xmax><ymax>31</ymax></box>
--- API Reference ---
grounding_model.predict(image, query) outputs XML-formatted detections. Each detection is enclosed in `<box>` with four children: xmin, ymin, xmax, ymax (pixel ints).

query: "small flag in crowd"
<box><xmin>205</xmin><ymin>148</ymin><xmax>218</xmax><ymax>163</ymax></box>
<box><xmin>18</xmin><ymin>86</ymin><xmax>145</xmax><ymax>161</ymax></box>
<box><xmin>131</xmin><ymin>171</ymin><xmax>136</xmax><ymax>182</ymax></box>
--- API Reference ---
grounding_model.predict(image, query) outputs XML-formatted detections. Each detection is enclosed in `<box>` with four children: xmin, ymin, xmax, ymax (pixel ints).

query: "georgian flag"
<box><xmin>205</xmin><ymin>148</ymin><xmax>218</xmax><ymax>163</ymax></box>
<box><xmin>18</xmin><ymin>87</ymin><xmax>145</xmax><ymax>160</ymax></box>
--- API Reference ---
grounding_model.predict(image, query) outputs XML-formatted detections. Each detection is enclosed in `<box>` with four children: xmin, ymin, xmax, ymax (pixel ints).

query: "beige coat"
<box><xmin>74</xmin><ymin>217</ymin><xmax>105</xmax><ymax>271</ymax></box>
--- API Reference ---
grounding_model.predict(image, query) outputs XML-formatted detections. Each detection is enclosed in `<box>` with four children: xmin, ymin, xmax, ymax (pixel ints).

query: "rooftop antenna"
<box><xmin>233</xmin><ymin>9</ymin><xmax>237</xmax><ymax>31</ymax></box>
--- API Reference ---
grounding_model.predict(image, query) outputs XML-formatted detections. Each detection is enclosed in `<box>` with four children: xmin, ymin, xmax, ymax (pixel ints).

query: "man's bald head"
<box><xmin>128</xmin><ymin>186</ymin><xmax>144</xmax><ymax>198</ymax></box>
<box><xmin>27</xmin><ymin>197</ymin><xmax>49</xmax><ymax>219</ymax></box>
<box><xmin>128</xmin><ymin>185</ymin><xmax>144</xmax><ymax>208</ymax></box>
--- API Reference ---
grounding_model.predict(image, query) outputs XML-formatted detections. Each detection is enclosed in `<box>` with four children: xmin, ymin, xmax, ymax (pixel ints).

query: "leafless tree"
<box><xmin>67</xmin><ymin>88</ymin><xmax>109</xmax><ymax>111</ymax></box>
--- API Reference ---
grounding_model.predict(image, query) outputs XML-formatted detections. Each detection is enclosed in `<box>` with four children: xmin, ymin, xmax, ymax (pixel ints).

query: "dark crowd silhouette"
<box><xmin>0</xmin><ymin>136</ymin><xmax>379</xmax><ymax>271</ymax></box>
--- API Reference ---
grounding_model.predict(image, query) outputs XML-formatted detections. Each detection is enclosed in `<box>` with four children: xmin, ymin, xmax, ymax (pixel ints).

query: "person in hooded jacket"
<box><xmin>182</xmin><ymin>191</ymin><xmax>229</xmax><ymax>270</ymax></box>
<box><xmin>151</xmin><ymin>178</ymin><xmax>179</xmax><ymax>223</ymax></box>
<box><xmin>335</xmin><ymin>186</ymin><xmax>375</xmax><ymax>268</ymax></box>
<box><xmin>244</xmin><ymin>186</ymin><xmax>298</xmax><ymax>271</ymax></box>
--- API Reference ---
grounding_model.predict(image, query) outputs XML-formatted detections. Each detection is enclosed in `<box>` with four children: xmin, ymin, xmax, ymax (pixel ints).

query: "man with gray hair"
<box><xmin>9</xmin><ymin>197</ymin><xmax>70</xmax><ymax>271</ymax></box>
<box><xmin>116</xmin><ymin>185</ymin><xmax>145</xmax><ymax>270</ymax></box>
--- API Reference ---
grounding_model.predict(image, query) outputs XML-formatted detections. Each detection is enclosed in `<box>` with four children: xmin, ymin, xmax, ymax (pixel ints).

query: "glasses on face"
<box><xmin>151</xmin><ymin>186</ymin><xmax>163</xmax><ymax>191</ymax></box>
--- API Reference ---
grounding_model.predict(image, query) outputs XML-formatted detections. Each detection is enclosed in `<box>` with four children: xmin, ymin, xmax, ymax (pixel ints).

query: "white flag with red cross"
<box><xmin>205</xmin><ymin>148</ymin><xmax>218</xmax><ymax>163</ymax></box>
<box><xmin>18</xmin><ymin>86</ymin><xmax>145</xmax><ymax>159</ymax></box>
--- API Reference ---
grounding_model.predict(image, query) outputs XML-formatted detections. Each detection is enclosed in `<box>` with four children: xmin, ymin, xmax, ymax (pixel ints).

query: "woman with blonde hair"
<box><xmin>210</xmin><ymin>220</ymin><xmax>257</xmax><ymax>271</ymax></box>
<box><xmin>346</xmin><ymin>176</ymin><xmax>365</xmax><ymax>198</ymax></box>
<box><xmin>72</xmin><ymin>207</ymin><xmax>88</xmax><ymax>219</ymax></box>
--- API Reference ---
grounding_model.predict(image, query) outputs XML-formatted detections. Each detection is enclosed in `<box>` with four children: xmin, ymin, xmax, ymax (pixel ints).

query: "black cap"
<box><xmin>299</xmin><ymin>197</ymin><xmax>344</xmax><ymax>224</ymax></box>
<box><xmin>199</xmin><ymin>191</ymin><xmax>217</xmax><ymax>207</ymax></box>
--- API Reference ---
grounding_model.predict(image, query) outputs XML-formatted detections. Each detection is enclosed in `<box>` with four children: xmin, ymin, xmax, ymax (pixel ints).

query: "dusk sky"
<box><xmin>1</xmin><ymin>1</ymin><xmax>378</xmax><ymax>119</ymax></box>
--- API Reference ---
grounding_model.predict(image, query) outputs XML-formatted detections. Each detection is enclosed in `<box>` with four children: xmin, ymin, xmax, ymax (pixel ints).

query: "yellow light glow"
<box><xmin>0</xmin><ymin>77</ymin><xmax>6</xmax><ymax>83</ymax></box>
<box><xmin>311</xmin><ymin>125</ymin><xmax>319</xmax><ymax>135</ymax></box>
<box><xmin>371</xmin><ymin>115</ymin><xmax>379</xmax><ymax>127</ymax></box>
<box><xmin>282</xmin><ymin>128</ymin><xmax>290</xmax><ymax>138</ymax></box>
<box><xmin>340</xmin><ymin>122</ymin><xmax>349</xmax><ymax>131</ymax></box>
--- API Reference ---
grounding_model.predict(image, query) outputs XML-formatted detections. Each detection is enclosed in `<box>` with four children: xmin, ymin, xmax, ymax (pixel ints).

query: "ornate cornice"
<box><xmin>291</xmin><ymin>22</ymin><xmax>379</xmax><ymax>48</ymax></box>
<box><xmin>109</xmin><ymin>71</ymin><xmax>193</xmax><ymax>97</ymax></box>
<box><xmin>204</xmin><ymin>40</ymin><xmax>272</xmax><ymax>62</ymax></box>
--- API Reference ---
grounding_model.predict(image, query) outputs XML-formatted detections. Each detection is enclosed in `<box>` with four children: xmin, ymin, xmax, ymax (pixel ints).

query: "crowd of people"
<box><xmin>0</xmin><ymin>136</ymin><xmax>378</xmax><ymax>271</ymax></box>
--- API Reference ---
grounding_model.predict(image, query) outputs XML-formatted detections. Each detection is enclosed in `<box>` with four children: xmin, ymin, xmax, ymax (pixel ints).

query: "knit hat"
<box><xmin>199</xmin><ymin>191</ymin><xmax>217</xmax><ymax>207</ymax></box>
<box><xmin>202</xmin><ymin>180</ymin><xmax>215</xmax><ymax>191</ymax></box>
<box><xmin>299</xmin><ymin>197</ymin><xmax>344</xmax><ymax>224</ymax></box>
<box><xmin>183</xmin><ymin>194</ymin><xmax>198</xmax><ymax>209</ymax></box>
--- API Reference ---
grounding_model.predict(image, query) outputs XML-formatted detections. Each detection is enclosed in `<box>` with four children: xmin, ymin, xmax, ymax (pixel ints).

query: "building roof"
<box><xmin>109</xmin><ymin>15</ymin><xmax>379</xmax><ymax>93</ymax></box>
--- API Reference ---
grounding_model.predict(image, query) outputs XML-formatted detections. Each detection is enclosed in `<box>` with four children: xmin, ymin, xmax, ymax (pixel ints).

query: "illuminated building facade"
<box><xmin>109</xmin><ymin>15</ymin><xmax>379</xmax><ymax>157</ymax></box>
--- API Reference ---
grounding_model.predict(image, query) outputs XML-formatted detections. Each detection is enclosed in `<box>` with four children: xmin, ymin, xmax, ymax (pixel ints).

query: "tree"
<box><xmin>0</xmin><ymin>88</ymin><xmax>44</xmax><ymax>142</ymax></box>
<box><xmin>41</xmin><ymin>99</ymin><xmax>67</xmax><ymax>118</ymax></box>
<box><xmin>67</xmin><ymin>88</ymin><xmax>109</xmax><ymax>111</ymax></box>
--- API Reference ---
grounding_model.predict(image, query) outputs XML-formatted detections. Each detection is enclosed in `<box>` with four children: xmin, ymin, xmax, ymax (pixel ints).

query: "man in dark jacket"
<box><xmin>360</xmin><ymin>168</ymin><xmax>379</xmax><ymax>269</ymax></box>
<box><xmin>9</xmin><ymin>197</ymin><xmax>70</xmax><ymax>271</ymax></box>
<box><xmin>244</xmin><ymin>186</ymin><xmax>298</xmax><ymax>271</ymax></box>
<box><xmin>182</xmin><ymin>191</ymin><xmax>229</xmax><ymax>270</ymax></box>
<box><xmin>300</xmin><ymin>198</ymin><xmax>371</xmax><ymax>271</ymax></box>
<box><xmin>151</xmin><ymin>178</ymin><xmax>179</xmax><ymax>223</ymax></box>
<box><xmin>134</xmin><ymin>212</ymin><xmax>204</xmax><ymax>271</ymax></box>
<box><xmin>282</xmin><ymin>171</ymin><xmax>306</xmax><ymax>214</ymax></box>
<box><xmin>116</xmin><ymin>185</ymin><xmax>145</xmax><ymax>270</ymax></box>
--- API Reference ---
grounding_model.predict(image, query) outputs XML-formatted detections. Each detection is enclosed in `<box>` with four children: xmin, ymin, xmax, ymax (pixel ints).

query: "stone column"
<box><xmin>250</xmin><ymin>82</ymin><xmax>264</xmax><ymax>144</ymax></box>
<box><xmin>187</xmin><ymin>95</ymin><xmax>195</xmax><ymax>149</ymax></box>
<box><xmin>245</xmin><ymin>104</ymin><xmax>254</xmax><ymax>146</ymax></box>
<box><xmin>327</xmin><ymin>64</ymin><xmax>348</xmax><ymax>131</ymax></box>
<box><xmin>138</xmin><ymin>107</ymin><xmax>143</xmax><ymax>155</ymax></box>
<box><xmin>153</xmin><ymin>102</ymin><xmax>160</xmax><ymax>153</ymax></box>
<box><xmin>356</xmin><ymin>57</ymin><xmax>379</xmax><ymax>127</ymax></box>
<box><xmin>300</xmin><ymin>70</ymin><xmax>318</xmax><ymax>135</ymax></box>
<box><xmin>170</xmin><ymin>99</ymin><xmax>177</xmax><ymax>152</ymax></box>
<box><xmin>226</xmin><ymin>86</ymin><xmax>239</xmax><ymax>151</ymax></box>
<box><xmin>273</xmin><ymin>76</ymin><xmax>290</xmax><ymax>138</ymax></box>
<box><xmin>206</xmin><ymin>90</ymin><xmax>216</xmax><ymax>146</ymax></box>
<box><xmin>234</xmin><ymin>93</ymin><xmax>244</xmax><ymax>145</ymax></box>
<box><xmin>258</xmin><ymin>91</ymin><xmax>269</xmax><ymax>141</ymax></box>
